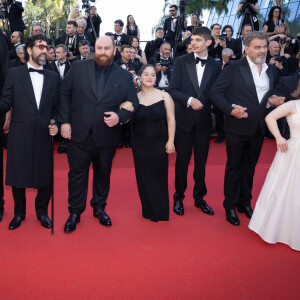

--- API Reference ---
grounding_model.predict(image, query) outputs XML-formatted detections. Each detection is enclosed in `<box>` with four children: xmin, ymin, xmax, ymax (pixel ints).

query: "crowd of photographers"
<box><xmin>1</xmin><ymin>2</ymin><xmax>300</xmax><ymax>147</ymax></box>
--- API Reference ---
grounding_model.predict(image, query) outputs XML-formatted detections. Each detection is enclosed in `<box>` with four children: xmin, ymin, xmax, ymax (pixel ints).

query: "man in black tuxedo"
<box><xmin>235</xmin><ymin>24</ymin><xmax>252</xmax><ymax>59</ymax></box>
<box><xmin>76</xmin><ymin>19</ymin><xmax>93</xmax><ymax>47</ymax></box>
<box><xmin>0</xmin><ymin>28</ymin><xmax>9</xmax><ymax>222</ymax></box>
<box><xmin>163</xmin><ymin>4</ymin><xmax>180</xmax><ymax>49</ymax></box>
<box><xmin>7</xmin><ymin>0</ymin><xmax>25</xmax><ymax>33</ymax></box>
<box><xmin>46</xmin><ymin>44</ymin><xmax>71</xmax><ymax>79</ymax></box>
<box><xmin>10</xmin><ymin>43</ymin><xmax>26</xmax><ymax>68</ymax></box>
<box><xmin>55</xmin><ymin>21</ymin><xmax>83</xmax><ymax>59</ymax></box>
<box><xmin>59</xmin><ymin>36</ymin><xmax>138</xmax><ymax>233</ymax></box>
<box><xmin>113</xmin><ymin>19</ymin><xmax>130</xmax><ymax>46</ymax></box>
<box><xmin>209</xmin><ymin>32</ymin><xmax>281</xmax><ymax>226</ymax></box>
<box><xmin>74</xmin><ymin>40</ymin><xmax>91</xmax><ymax>61</ymax></box>
<box><xmin>9</xmin><ymin>31</ymin><xmax>23</xmax><ymax>59</ymax></box>
<box><xmin>0</xmin><ymin>34</ymin><xmax>59</xmax><ymax>230</ymax></box>
<box><xmin>169</xmin><ymin>26</ymin><xmax>221</xmax><ymax>216</ymax></box>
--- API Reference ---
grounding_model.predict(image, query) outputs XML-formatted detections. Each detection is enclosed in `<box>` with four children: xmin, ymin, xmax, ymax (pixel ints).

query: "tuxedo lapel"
<box><xmin>20</xmin><ymin>66</ymin><xmax>38</xmax><ymax>111</ymax></box>
<box><xmin>185</xmin><ymin>53</ymin><xmax>199</xmax><ymax>95</ymax></box>
<box><xmin>239</xmin><ymin>58</ymin><xmax>259</xmax><ymax>103</ymax></box>
<box><xmin>38</xmin><ymin>70</ymin><xmax>51</xmax><ymax>111</ymax></box>
<box><xmin>198</xmin><ymin>57</ymin><xmax>214</xmax><ymax>98</ymax></box>
<box><xmin>87</xmin><ymin>60</ymin><xmax>97</xmax><ymax>100</ymax></box>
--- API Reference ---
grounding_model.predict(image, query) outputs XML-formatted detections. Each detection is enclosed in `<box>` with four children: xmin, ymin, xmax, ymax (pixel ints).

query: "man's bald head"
<box><xmin>95</xmin><ymin>36</ymin><xmax>116</xmax><ymax>67</ymax></box>
<box><xmin>269</xmin><ymin>41</ymin><xmax>280</xmax><ymax>56</ymax></box>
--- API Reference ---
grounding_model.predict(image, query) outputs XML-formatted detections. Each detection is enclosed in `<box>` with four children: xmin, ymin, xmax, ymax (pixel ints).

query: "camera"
<box><xmin>82</xmin><ymin>0</ymin><xmax>95</xmax><ymax>13</ymax></box>
<box><xmin>0</xmin><ymin>0</ymin><xmax>13</xmax><ymax>19</ymax></box>
<box><xmin>132</xmin><ymin>73</ymin><xmax>141</xmax><ymax>86</ymax></box>
<box><xmin>66</xmin><ymin>51</ymin><xmax>73</xmax><ymax>58</ymax></box>
<box><xmin>218</xmin><ymin>34</ymin><xmax>227</xmax><ymax>42</ymax></box>
<box><xmin>280</xmin><ymin>37</ymin><xmax>287</xmax><ymax>44</ymax></box>
<box><xmin>240</xmin><ymin>0</ymin><xmax>253</xmax><ymax>13</ymax></box>
<box><xmin>273</xmin><ymin>55</ymin><xmax>284</xmax><ymax>62</ymax></box>
<box><xmin>160</xmin><ymin>60</ymin><xmax>172</xmax><ymax>67</ymax></box>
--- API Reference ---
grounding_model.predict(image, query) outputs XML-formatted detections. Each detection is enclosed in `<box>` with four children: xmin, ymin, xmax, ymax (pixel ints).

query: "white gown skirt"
<box><xmin>249</xmin><ymin>137</ymin><xmax>300</xmax><ymax>251</ymax></box>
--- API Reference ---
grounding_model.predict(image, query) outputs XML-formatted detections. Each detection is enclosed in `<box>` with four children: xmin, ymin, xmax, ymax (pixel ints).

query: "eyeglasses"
<box><xmin>34</xmin><ymin>44</ymin><xmax>50</xmax><ymax>51</ymax></box>
<box><xmin>214</xmin><ymin>27</ymin><xmax>221</xmax><ymax>30</ymax></box>
<box><xmin>169</xmin><ymin>9</ymin><xmax>175</xmax><ymax>12</ymax></box>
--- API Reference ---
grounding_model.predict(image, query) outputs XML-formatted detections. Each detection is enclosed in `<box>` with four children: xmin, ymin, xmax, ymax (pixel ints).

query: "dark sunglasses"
<box><xmin>34</xmin><ymin>44</ymin><xmax>50</xmax><ymax>51</ymax></box>
<box><xmin>169</xmin><ymin>9</ymin><xmax>175</xmax><ymax>12</ymax></box>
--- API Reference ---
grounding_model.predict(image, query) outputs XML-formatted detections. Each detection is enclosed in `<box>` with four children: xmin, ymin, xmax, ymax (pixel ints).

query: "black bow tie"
<box><xmin>195</xmin><ymin>57</ymin><xmax>207</xmax><ymax>66</ymax></box>
<box><xmin>59</xmin><ymin>61</ymin><xmax>66</xmax><ymax>66</ymax></box>
<box><xmin>28</xmin><ymin>68</ymin><xmax>44</xmax><ymax>75</ymax></box>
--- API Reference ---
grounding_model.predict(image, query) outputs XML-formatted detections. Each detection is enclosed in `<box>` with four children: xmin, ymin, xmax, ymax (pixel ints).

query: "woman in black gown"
<box><xmin>130</xmin><ymin>64</ymin><xmax>175</xmax><ymax>222</ymax></box>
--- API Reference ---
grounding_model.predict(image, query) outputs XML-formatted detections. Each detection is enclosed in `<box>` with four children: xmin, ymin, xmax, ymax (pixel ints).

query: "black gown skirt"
<box><xmin>132</xmin><ymin>100</ymin><xmax>169</xmax><ymax>221</ymax></box>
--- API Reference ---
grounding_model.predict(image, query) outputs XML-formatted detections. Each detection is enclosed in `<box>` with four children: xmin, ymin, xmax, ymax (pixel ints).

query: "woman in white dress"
<box><xmin>249</xmin><ymin>84</ymin><xmax>300</xmax><ymax>251</ymax></box>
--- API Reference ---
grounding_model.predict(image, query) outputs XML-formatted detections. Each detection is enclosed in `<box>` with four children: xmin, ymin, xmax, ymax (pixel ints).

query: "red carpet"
<box><xmin>0</xmin><ymin>139</ymin><xmax>299</xmax><ymax>299</ymax></box>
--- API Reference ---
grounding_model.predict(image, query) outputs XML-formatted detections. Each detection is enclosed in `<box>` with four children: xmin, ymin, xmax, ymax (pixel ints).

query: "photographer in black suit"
<box><xmin>144</xmin><ymin>27</ymin><xmax>164</xmax><ymax>60</ymax></box>
<box><xmin>85</xmin><ymin>6</ymin><xmax>102</xmax><ymax>45</ymax></box>
<box><xmin>209</xmin><ymin>32</ymin><xmax>281</xmax><ymax>226</ymax></box>
<box><xmin>7</xmin><ymin>0</ymin><xmax>25</xmax><ymax>33</ymax></box>
<box><xmin>0</xmin><ymin>34</ymin><xmax>59</xmax><ymax>230</ymax></box>
<box><xmin>169</xmin><ymin>26</ymin><xmax>221</xmax><ymax>216</ymax></box>
<box><xmin>113</xmin><ymin>19</ymin><xmax>130</xmax><ymax>46</ymax></box>
<box><xmin>149</xmin><ymin>42</ymin><xmax>173</xmax><ymax>90</ymax></box>
<box><xmin>163</xmin><ymin>4</ymin><xmax>179</xmax><ymax>49</ymax></box>
<box><xmin>59</xmin><ymin>36</ymin><xmax>138</xmax><ymax>233</ymax></box>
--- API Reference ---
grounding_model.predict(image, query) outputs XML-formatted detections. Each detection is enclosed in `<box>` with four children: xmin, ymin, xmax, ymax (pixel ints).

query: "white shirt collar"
<box><xmin>246</xmin><ymin>56</ymin><xmax>268</xmax><ymax>74</ymax></box>
<box><xmin>27</xmin><ymin>62</ymin><xmax>43</xmax><ymax>70</ymax></box>
<box><xmin>194</xmin><ymin>53</ymin><xmax>208</xmax><ymax>60</ymax></box>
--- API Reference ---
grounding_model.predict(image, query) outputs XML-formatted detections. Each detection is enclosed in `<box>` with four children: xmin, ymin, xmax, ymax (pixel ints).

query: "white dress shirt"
<box><xmin>57</xmin><ymin>60</ymin><xmax>66</xmax><ymax>78</ymax></box>
<box><xmin>27</xmin><ymin>62</ymin><xmax>44</xmax><ymax>109</ymax></box>
<box><xmin>246</xmin><ymin>56</ymin><xmax>269</xmax><ymax>103</ymax></box>
<box><xmin>187</xmin><ymin>53</ymin><xmax>208</xmax><ymax>107</ymax></box>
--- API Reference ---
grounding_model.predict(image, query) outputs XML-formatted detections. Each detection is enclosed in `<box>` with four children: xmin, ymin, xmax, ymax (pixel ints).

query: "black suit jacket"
<box><xmin>45</xmin><ymin>61</ymin><xmax>71</xmax><ymax>78</ymax></box>
<box><xmin>169</xmin><ymin>53</ymin><xmax>221</xmax><ymax>132</ymax></box>
<box><xmin>209</xmin><ymin>57</ymin><xmax>279</xmax><ymax>136</ymax></box>
<box><xmin>0</xmin><ymin>29</ymin><xmax>9</xmax><ymax>96</ymax></box>
<box><xmin>163</xmin><ymin>17</ymin><xmax>180</xmax><ymax>46</ymax></box>
<box><xmin>59</xmin><ymin>60</ymin><xmax>139</xmax><ymax>147</ymax></box>
<box><xmin>7</xmin><ymin>1</ymin><xmax>25</xmax><ymax>32</ymax></box>
<box><xmin>113</xmin><ymin>33</ymin><xmax>130</xmax><ymax>45</ymax></box>
<box><xmin>9</xmin><ymin>57</ymin><xmax>25</xmax><ymax>68</ymax></box>
<box><xmin>235</xmin><ymin>38</ymin><xmax>244</xmax><ymax>59</ymax></box>
<box><xmin>0</xmin><ymin>66</ymin><xmax>59</xmax><ymax>188</ymax></box>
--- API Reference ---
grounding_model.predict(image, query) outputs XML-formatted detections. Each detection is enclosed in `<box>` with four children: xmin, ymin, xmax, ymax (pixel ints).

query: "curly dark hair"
<box><xmin>24</xmin><ymin>34</ymin><xmax>47</xmax><ymax>62</ymax></box>
<box><xmin>268</xmin><ymin>6</ymin><xmax>282</xmax><ymax>21</ymax></box>
<box><xmin>222</xmin><ymin>25</ymin><xmax>234</xmax><ymax>36</ymax></box>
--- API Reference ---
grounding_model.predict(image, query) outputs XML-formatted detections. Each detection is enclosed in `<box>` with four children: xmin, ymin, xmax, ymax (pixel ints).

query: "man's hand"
<box><xmin>274</xmin><ymin>60</ymin><xmax>283</xmax><ymax>70</ymax></box>
<box><xmin>104</xmin><ymin>112</ymin><xmax>119</xmax><ymax>127</ymax></box>
<box><xmin>268</xmin><ymin>95</ymin><xmax>285</xmax><ymax>106</ymax></box>
<box><xmin>49</xmin><ymin>125</ymin><xmax>58</xmax><ymax>136</ymax></box>
<box><xmin>190</xmin><ymin>98</ymin><xmax>203</xmax><ymax>110</ymax></box>
<box><xmin>219</xmin><ymin>39</ymin><xmax>226</xmax><ymax>48</ymax></box>
<box><xmin>61</xmin><ymin>123</ymin><xmax>72</xmax><ymax>139</ymax></box>
<box><xmin>155</xmin><ymin>63</ymin><xmax>162</xmax><ymax>73</ymax></box>
<box><xmin>67</xmin><ymin>53</ymin><xmax>75</xmax><ymax>61</ymax></box>
<box><xmin>3</xmin><ymin>110</ymin><xmax>11</xmax><ymax>134</ymax></box>
<box><xmin>269</xmin><ymin>58</ymin><xmax>276</xmax><ymax>65</ymax></box>
<box><xmin>162</xmin><ymin>66</ymin><xmax>168</xmax><ymax>73</ymax></box>
<box><xmin>230</xmin><ymin>105</ymin><xmax>248</xmax><ymax>119</ymax></box>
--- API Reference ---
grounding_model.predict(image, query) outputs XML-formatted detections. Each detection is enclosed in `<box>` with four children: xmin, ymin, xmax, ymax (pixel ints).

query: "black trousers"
<box><xmin>67</xmin><ymin>131</ymin><xmax>116</xmax><ymax>215</ymax></box>
<box><xmin>224</xmin><ymin>128</ymin><xmax>264</xmax><ymax>210</ymax></box>
<box><xmin>0</xmin><ymin>119</ymin><xmax>4</xmax><ymax>208</ymax></box>
<box><xmin>174</xmin><ymin>126</ymin><xmax>211</xmax><ymax>203</ymax></box>
<box><xmin>12</xmin><ymin>186</ymin><xmax>52</xmax><ymax>217</ymax></box>
<box><xmin>213</xmin><ymin>105</ymin><xmax>225</xmax><ymax>139</ymax></box>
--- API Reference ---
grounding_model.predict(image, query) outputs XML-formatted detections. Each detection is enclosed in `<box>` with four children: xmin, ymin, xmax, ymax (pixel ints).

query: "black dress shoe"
<box><xmin>225</xmin><ymin>209</ymin><xmax>240</xmax><ymax>226</ymax></box>
<box><xmin>37</xmin><ymin>214</ymin><xmax>52</xmax><ymax>229</ymax></box>
<box><xmin>125</xmin><ymin>142</ymin><xmax>131</xmax><ymax>148</ymax></box>
<box><xmin>93</xmin><ymin>209</ymin><xmax>112</xmax><ymax>227</ymax></box>
<box><xmin>237</xmin><ymin>206</ymin><xmax>253</xmax><ymax>219</ymax></box>
<box><xmin>117</xmin><ymin>142</ymin><xmax>123</xmax><ymax>149</ymax></box>
<box><xmin>195</xmin><ymin>200</ymin><xmax>214</xmax><ymax>215</ymax></box>
<box><xmin>0</xmin><ymin>206</ymin><xmax>4</xmax><ymax>222</ymax></box>
<box><xmin>173</xmin><ymin>200</ymin><xmax>184</xmax><ymax>216</ymax></box>
<box><xmin>9</xmin><ymin>216</ymin><xmax>25</xmax><ymax>230</ymax></box>
<box><xmin>64</xmin><ymin>213</ymin><xmax>80</xmax><ymax>233</ymax></box>
<box><xmin>215</xmin><ymin>136</ymin><xmax>225</xmax><ymax>144</ymax></box>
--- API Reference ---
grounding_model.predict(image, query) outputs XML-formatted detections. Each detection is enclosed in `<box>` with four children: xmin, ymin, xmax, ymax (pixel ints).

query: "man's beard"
<box><xmin>251</xmin><ymin>54</ymin><xmax>266</xmax><ymax>64</ymax></box>
<box><xmin>95</xmin><ymin>53</ymin><xmax>114</xmax><ymax>67</ymax></box>
<box><xmin>32</xmin><ymin>53</ymin><xmax>47</xmax><ymax>66</ymax></box>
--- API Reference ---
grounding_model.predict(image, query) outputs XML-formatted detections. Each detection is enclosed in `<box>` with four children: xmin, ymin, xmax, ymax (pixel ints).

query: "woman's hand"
<box><xmin>165</xmin><ymin>141</ymin><xmax>175</xmax><ymax>154</ymax></box>
<box><xmin>119</xmin><ymin>101</ymin><xmax>134</xmax><ymax>112</ymax></box>
<box><xmin>276</xmin><ymin>136</ymin><xmax>288</xmax><ymax>153</ymax></box>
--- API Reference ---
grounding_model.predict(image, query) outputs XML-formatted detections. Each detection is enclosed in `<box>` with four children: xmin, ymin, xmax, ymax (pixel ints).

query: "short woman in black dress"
<box><xmin>130</xmin><ymin>64</ymin><xmax>175</xmax><ymax>222</ymax></box>
<box><xmin>124</xmin><ymin>15</ymin><xmax>140</xmax><ymax>40</ymax></box>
